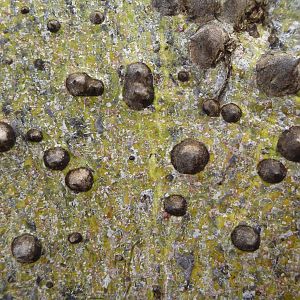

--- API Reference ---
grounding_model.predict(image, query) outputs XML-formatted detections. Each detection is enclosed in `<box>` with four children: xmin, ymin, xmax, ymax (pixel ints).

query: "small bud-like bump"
<box><xmin>26</xmin><ymin>129</ymin><xmax>43</xmax><ymax>142</ymax></box>
<box><xmin>256</xmin><ymin>53</ymin><xmax>300</xmax><ymax>96</ymax></box>
<box><xmin>115</xmin><ymin>254</ymin><xmax>124</xmax><ymax>261</ymax></box>
<box><xmin>11</xmin><ymin>233</ymin><xmax>42</xmax><ymax>263</ymax></box>
<box><xmin>165</xmin><ymin>173</ymin><xmax>174</xmax><ymax>182</ymax></box>
<box><xmin>221</xmin><ymin>0</ymin><xmax>253</xmax><ymax>28</ymax></box>
<box><xmin>86</xmin><ymin>78</ymin><xmax>104</xmax><ymax>96</ymax></box>
<box><xmin>277</xmin><ymin>126</ymin><xmax>300</xmax><ymax>163</ymax></box>
<box><xmin>123</xmin><ymin>62</ymin><xmax>155</xmax><ymax>110</ymax></box>
<box><xmin>90</xmin><ymin>11</ymin><xmax>105</xmax><ymax>24</ymax></box>
<box><xmin>190</xmin><ymin>24</ymin><xmax>229</xmax><ymax>69</ymax></box>
<box><xmin>65</xmin><ymin>167</ymin><xmax>94</xmax><ymax>192</ymax></box>
<box><xmin>221</xmin><ymin>0</ymin><xmax>266</xmax><ymax>31</ymax></box>
<box><xmin>163</xmin><ymin>195</ymin><xmax>187</xmax><ymax>216</ymax></box>
<box><xmin>202</xmin><ymin>99</ymin><xmax>220</xmax><ymax>117</ymax></box>
<box><xmin>231</xmin><ymin>225</ymin><xmax>260</xmax><ymax>252</ymax></box>
<box><xmin>0</xmin><ymin>121</ymin><xmax>16</xmax><ymax>152</ymax></box>
<box><xmin>43</xmin><ymin>147</ymin><xmax>70</xmax><ymax>170</ymax></box>
<box><xmin>171</xmin><ymin>138</ymin><xmax>210</xmax><ymax>174</ymax></box>
<box><xmin>257</xmin><ymin>159</ymin><xmax>287</xmax><ymax>184</ymax></box>
<box><xmin>177</xmin><ymin>70</ymin><xmax>190</xmax><ymax>82</ymax></box>
<box><xmin>4</xmin><ymin>58</ymin><xmax>13</xmax><ymax>65</ymax></box>
<box><xmin>129</xmin><ymin>155</ymin><xmax>135</xmax><ymax>161</ymax></box>
<box><xmin>34</xmin><ymin>59</ymin><xmax>46</xmax><ymax>71</ymax></box>
<box><xmin>152</xmin><ymin>0</ymin><xmax>180</xmax><ymax>16</ymax></box>
<box><xmin>20</xmin><ymin>6</ymin><xmax>30</xmax><ymax>14</ymax></box>
<box><xmin>268</xmin><ymin>33</ymin><xmax>281</xmax><ymax>49</ymax></box>
<box><xmin>68</xmin><ymin>232</ymin><xmax>83</xmax><ymax>244</ymax></box>
<box><xmin>221</xmin><ymin>103</ymin><xmax>242</xmax><ymax>123</ymax></box>
<box><xmin>247</xmin><ymin>23</ymin><xmax>259</xmax><ymax>38</ymax></box>
<box><xmin>47</xmin><ymin>20</ymin><xmax>61</xmax><ymax>33</ymax></box>
<box><xmin>152</xmin><ymin>285</ymin><xmax>162</xmax><ymax>299</ymax></box>
<box><xmin>46</xmin><ymin>281</ymin><xmax>54</xmax><ymax>288</ymax></box>
<box><xmin>66</xmin><ymin>73</ymin><xmax>104</xmax><ymax>97</ymax></box>
<box><xmin>183</xmin><ymin>0</ymin><xmax>220</xmax><ymax>24</ymax></box>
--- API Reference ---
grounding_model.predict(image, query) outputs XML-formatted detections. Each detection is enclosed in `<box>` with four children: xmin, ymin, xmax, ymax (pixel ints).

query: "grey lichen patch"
<box><xmin>175</xmin><ymin>252</ymin><xmax>195</xmax><ymax>288</ymax></box>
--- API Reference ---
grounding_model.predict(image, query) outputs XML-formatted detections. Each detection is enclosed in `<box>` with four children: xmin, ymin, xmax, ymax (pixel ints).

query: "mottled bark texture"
<box><xmin>0</xmin><ymin>0</ymin><xmax>299</xmax><ymax>299</ymax></box>
<box><xmin>256</xmin><ymin>53</ymin><xmax>300</xmax><ymax>97</ymax></box>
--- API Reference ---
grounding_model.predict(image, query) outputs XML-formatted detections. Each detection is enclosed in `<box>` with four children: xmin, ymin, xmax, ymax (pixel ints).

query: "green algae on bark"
<box><xmin>0</xmin><ymin>0</ymin><xmax>300</xmax><ymax>299</ymax></box>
